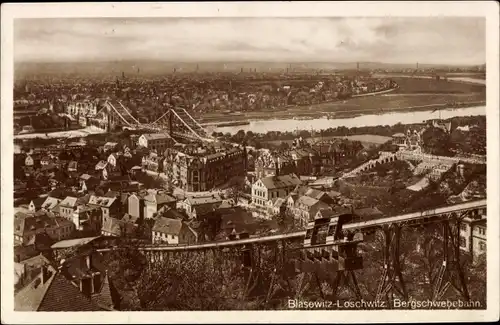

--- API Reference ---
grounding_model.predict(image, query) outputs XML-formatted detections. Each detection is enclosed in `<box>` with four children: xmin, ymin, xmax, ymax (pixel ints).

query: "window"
<box><xmin>479</xmin><ymin>241</ymin><xmax>486</xmax><ymax>251</ymax></box>
<box><xmin>459</xmin><ymin>236</ymin><xmax>466</xmax><ymax>248</ymax></box>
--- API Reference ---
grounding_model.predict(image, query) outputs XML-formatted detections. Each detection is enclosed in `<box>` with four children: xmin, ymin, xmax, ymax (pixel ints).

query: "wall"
<box><xmin>152</xmin><ymin>231</ymin><xmax>179</xmax><ymax>245</ymax></box>
<box><xmin>144</xmin><ymin>201</ymin><xmax>158</xmax><ymax>219</ymax></box>
<box><xmin>128</xmin><ymin>195</ymin><xmax>142</xmax><ymax>220</ymax></box>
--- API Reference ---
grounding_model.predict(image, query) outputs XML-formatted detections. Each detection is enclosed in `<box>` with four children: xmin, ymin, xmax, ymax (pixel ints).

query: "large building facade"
<box><xmin>163</xmin><ymin>143</ymin><xmax>247</xmax><ymax>192</ymax></box>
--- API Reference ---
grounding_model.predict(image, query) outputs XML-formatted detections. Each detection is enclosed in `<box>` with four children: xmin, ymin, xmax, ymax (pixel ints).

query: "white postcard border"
<box><xmin>1</xmin><ymin>1</ymin><xmax>498</xmax><ymax>323</ymax></box>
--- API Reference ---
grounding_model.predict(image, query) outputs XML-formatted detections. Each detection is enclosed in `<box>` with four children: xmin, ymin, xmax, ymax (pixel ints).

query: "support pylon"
<box><xmin>375</xmin><ymin>225</ymin><xmax>408</xmax><ymax>303</ymax></box>
<box><xmin>432</xmin><ymin>216</ymin><xmax>470</xmax><ymax>301</ymax></box>
<box><xmin>330</xmin><ymin>270</ymin><xmax>363</xmax><ymax>301</ymax></box>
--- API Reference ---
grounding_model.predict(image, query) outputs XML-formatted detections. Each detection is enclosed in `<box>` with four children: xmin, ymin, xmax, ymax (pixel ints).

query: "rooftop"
<box><xmin>186</xmin><ymin>194</ymin><xmax>223</xmax><ymax>206</ymax></box>
<box><xmin>144</xmin><ymin>191</ymin><xmax>177</xmax><ymax>205</ymax></box>
<box><xmin>142</xmin><ymin>132</ymin><xmax>172</xmax><ymax>141</ymax></box>
<box><xmin>88</xmin><ymin>195</ymin><xmax>116</xmax><ymax>208</ymax></box>
<box><xmin>15</xmin><ymin>265</ymin><xmax>103</xmax><ymax>311</ymax></box>
<box><xmin>152</xmin><ymin>217</ymin><xmax>183</xmax><ymax>235</ymax></box>
<box><xmin>51</xmin><ymin>237</ymin><xmax>100</xmax><ymax>250</ymax></box>
<box><xmin>259</xmin><ymin>173</ymin><xmax>302</xmax><ymax>190</ymax></box>
<box><xmin>102</xmin><ymin>217</ymin><xmax>135</xmax><ymax>237</ymax></box>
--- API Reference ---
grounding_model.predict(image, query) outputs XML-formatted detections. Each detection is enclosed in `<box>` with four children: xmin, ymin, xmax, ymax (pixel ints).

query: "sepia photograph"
<box><xmin>1</xmin><ymin>2</ymin><xmax>499</xmax><ymax>323</ymax></box>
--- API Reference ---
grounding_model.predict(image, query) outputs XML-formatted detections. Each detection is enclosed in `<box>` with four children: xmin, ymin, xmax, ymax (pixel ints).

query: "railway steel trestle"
<box><xmin>101</xmin><ymin>200</ymin><xmax>485</xmax><ymax>306</ymax></box>
<box><xmin>375</xmin><ymin>224</ymin><xmax>408</xmax><ymax>303</ymax></box>
<box><xmin>432</xmin><ymin>213</ymin><xmax>471</xmax><ymax>302</ymax></box>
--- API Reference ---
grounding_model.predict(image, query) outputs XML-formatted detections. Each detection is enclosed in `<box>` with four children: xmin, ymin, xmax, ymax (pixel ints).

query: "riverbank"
<box><xmin>201</xmin><ymin>100</ymin><xmax>485</xmax><ymax>127</ymax></box>
<box><xmin>214</xmin><ymin>105</ymin><xmax>486</xmax><ymax>135</ymax></box>
<box><xmin>197</xmin><ymin>75</ymin><xmax>485</xmax><ymax>124</ymax></box>
<box><xmin>13</xmin><ymin>126</ymin><xmax>106</xmax><ymax>140</ymax></box>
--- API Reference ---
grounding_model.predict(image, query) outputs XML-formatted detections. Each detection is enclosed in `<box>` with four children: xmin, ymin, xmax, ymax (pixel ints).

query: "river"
<box><xmin>214</xmin><ymin>105</ymin><xmax>486</xmax><ymax>134</ymax></box>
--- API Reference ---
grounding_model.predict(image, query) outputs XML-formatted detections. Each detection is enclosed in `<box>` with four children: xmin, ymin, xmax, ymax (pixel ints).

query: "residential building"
<box><xmin>40</xmin><ymin>196</ymin><xmax>61</xmax><ymax>211</ymax></box>
<box><xmin>14</xmin><ymin>265</ymin><xmax>103</xmax><ymax>311</ymax></box>
<box><xmin>95</xmin><ymin>160</ymin><xmax>109</xmax><ymax>180</ymax></box>
<box><xmin>25</xmin><ymin>154</ymin><xmax>34</xmax><ymax>167</ymax></box>
<box><xmin>66</xmin><ymin>100</ymin><xmax>98</xmax><ymax>117</ymax></box>
<box><xmin>103</xmin><ymin>142</ymin><xmax>118</xmax><ymax>152</ymax></box>
<box><xmin>103</xmin><ymin>190</ymin><xmax>130</xmax><ymax>210</ymax></box>
<box><xmin>127</xmin><ymin>193</ymin><xmax>144</xmax><ymax>221</ymax></box>
<box><xmin>138</xmin><ymin>133</ymin><xmax>175</xmax><ymax>151</ymax></box>
<box><xmin>14</xmin><ymin>232</ymin><xmax>54</xmax><ymax>263</ymax></box>
<box><xmin>255</xmin><ymin>151</ymin><xmax>295</xmax><ymax>179</ymax></box>
<box><xmin>68</xmin><ymin>160</ymin><xmax>78</xmax><ymax>172</ymax></box>
<box><xmin>28</xmin><ymin>197</ymin><xmax>46</xmax><ymax>212</ymax></box>
<box><xmin>71</xmin><ymin>205</ymin><xmax>102</xmax><ymax>234</ymax></box>
<box><xmin>79</xmin><ymin>174</ymin><xmax>100</xmax><ymax>193</ymax></box>
<box><xmin>254</xmin><ymin>146</ymin><xmax>327</xmax><ymax>179</ymax></box>
<box><xmin>14</xmin><ymin>212</ymin><xmax>75</xmax><ymax>245</ymax></box>
<box><xmin>182</xmin><ymin>193</ymin><xmax>223</xmax><ymax>218</ymax></box>
<box><xmin>142</xmin><ymin>151</ymin><xmax>163</xmax><ymax>173</ymax></box>
<box><xmin>88</xmin><ymin>195</ymin><xmax>122</xmax><ymax>219</ymax></box>
<box><xmin>101</xmin><ymin>216</ymin><xmax>136</xmax><ymax>237</ymax></box>
<box><xmin>392</xmin><ymin>133</ymin><xmax>407</xmax><ymax>148</ymax></box>
<box><xmin>15</xmin><ymin>252</ymin><xmax>121</xmax><ymax>311</ymax></box>
<box><xmin>290</xmin><ymin>195</ymin><xmax>331</xmax><ymax>226</ymax></box>
<box><xmin>143</xmin><ymin>190</ymin><xmax>177</xmax><ymax>219</ymax></box>
<box><xmin>40</xmin><ymin>155</ymin><xmax>53</xmax><ymax>166</ymax></box>
<box><xmin>251</xmin><ymin>173</ymin><xmax>302</xmax><ymax>208</ymax></box>
<box><xmin>15</xmin><ymin>254</ymin><xmax>52</xmax><ymax>292</ymax></box>
<box><xmin>288</xmin><ymin>186</ymin><xmax>338</xmax><ymax>206</ymax></box>
<box><xmin>58</xmin><ymin>196</ymin><xmax>90</xmax><ymax>220</ymax></box>
<box><xmin>459</xmin><ymin>217</ymin><xmax>487</xmax><ymax>261</ymax></box>
<box><xmin>107</xmin><ymin>153</ymin><xmax>119</xmax><ymax>169</ymax></box>
<box><xmin>152</xmin><ymin>217</ymin><xmax>198</xmax><ymax>245</ymax></box>
<box><xmin>269</xmin><ymin>197</ymin><xmax>286</xmax><ymax>216</ymax></box>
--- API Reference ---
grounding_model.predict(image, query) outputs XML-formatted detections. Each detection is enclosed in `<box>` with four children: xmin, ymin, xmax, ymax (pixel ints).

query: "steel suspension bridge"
<box><xmin>98</xmin><ymin>100</ymin><xmax>213</xmax><ymax>141</ymax></box>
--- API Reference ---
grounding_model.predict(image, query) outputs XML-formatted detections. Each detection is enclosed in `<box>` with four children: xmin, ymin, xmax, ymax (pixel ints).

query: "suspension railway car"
<box><xmin>295</xmin><ymin>207</ymin><xmax>364</xmax><ymax>276</ymax></box>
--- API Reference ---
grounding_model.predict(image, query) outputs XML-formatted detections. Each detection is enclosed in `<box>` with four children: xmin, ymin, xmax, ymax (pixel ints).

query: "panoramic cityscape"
<box><xmin>11</xmin><ymin>16</ymin><xmax>487</xmax><ymax>312</ymax></box>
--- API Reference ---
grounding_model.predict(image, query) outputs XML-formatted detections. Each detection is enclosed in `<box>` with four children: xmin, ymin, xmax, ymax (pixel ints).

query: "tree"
<box><xmin>422</xmin><ymin>127</ymin><xmax>452</xmax><ymax>156</ymax></box>
<box><xmin>278</xmin><ymin>141</ymin><xmax>290</xmax><ymax>151</ymax></box>
<box><xmin>232</xmin><ymin>130</ymin><xmax>246</xmax><ymax>143</ymax></box>
<box><xmin>136</xmin><ymin>253</ymin><xmax>247</xmax><ymax>310</ymax></box>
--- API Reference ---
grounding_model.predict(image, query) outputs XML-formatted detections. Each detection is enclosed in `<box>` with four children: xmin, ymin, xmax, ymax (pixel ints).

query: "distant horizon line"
<box><xmin>15</xmin><ymin>59</ymin><xmax>486</xmax><ymax>67</ymax></box>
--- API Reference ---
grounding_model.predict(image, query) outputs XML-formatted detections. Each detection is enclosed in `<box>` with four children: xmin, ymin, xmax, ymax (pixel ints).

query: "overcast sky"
<box><xmin>14</xmin><ymin>17</ymin><xmax>485</xmax><ymax>65</ymax></box>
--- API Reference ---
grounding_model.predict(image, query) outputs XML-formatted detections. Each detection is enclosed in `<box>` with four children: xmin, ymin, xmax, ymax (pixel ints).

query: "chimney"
<box><xmin>40</xmin><ymin>265</ymin><xmax>47</xmax><ymax>284</ymax></box>
<box><xmin>276</xmin><ymin>157</ymin><xmax>281</xmax><ymax>176</ymax></box>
